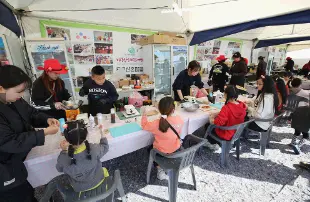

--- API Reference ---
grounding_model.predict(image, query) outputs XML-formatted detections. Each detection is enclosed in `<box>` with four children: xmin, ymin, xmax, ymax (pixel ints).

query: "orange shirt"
<box><xmin>141</xmin><ymin>115</ymin><xmax>183</xmax><ymax>154</ymax></box>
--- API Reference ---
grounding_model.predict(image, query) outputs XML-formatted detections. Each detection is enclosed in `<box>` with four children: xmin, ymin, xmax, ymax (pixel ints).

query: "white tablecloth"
<box><xmin>25</xmin><ymin>107</ymin><xmax>213</xmax><ymax>188</ymax></box>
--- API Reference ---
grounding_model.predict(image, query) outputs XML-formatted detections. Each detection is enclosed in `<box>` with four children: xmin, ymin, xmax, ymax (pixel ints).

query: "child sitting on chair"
<box><xmin>40</xmin><ymin>120</ymin><xmax>109</xmax><ymax>201</ymax></box>
<box><xmin>204</xmin><ymin>85</ymin><xmax>247</xmax><ymax>150</ymax></box>
<box><xmin>141</xmin><ymin>96</ymin><xmax>184</xmax><ymax>180</ymax></box>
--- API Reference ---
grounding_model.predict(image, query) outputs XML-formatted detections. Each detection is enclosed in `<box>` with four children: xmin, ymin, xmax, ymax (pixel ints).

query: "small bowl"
<box><xmin>182</xmin><ymin>102</ymin><xmax>199</xmax><ymax>112</ymax></box>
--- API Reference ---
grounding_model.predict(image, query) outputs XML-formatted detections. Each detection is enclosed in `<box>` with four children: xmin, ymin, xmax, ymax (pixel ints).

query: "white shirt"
<box><xmin>254</xmin><ymin>93</ymin><xmax>275</xmax><ymax>130</ymax></box>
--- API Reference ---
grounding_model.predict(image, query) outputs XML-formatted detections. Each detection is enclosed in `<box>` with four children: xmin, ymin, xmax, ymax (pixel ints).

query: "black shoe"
<box><xmin>299</xmin><ymin>162</ymin><xmax>310</xmax><ymax>171</ymax></box>
<box><xmin>292</xmin><ymin>144</ymin><xmax>301</xmax><ymax>155</ymax></box>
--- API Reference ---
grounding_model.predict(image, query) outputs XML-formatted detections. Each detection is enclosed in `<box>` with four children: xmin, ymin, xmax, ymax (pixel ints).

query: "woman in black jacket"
<box><xmin>0</xmin><ymin>65</ymin><xmax>59</xmax><ymax>202</ymax></box>
<box><xmin>230</xmin><ymin>52</ymin><xmax>248</xmax><ymax>87</ymax></box>
<box><xmin>32</xmin><ymin>59</ymin><xmax>71</xmax><ymax>120</ymax></box>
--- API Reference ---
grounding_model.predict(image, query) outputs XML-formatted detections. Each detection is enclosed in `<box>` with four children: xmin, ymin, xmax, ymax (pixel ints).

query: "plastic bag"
<box><xmin>128</xmin><ymin>91</ymin><xmax>143</xmax><ymax>107</ymax></box>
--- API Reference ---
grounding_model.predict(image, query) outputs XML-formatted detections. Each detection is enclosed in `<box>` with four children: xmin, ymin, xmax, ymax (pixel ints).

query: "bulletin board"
<box><xmin>194</xmin><ymin>38</ymin><xmax>243</xmax><ymax>70</ymax></box>
<box><xmin>39</xmin><ymin>20</ymin><xmax>155</xmax><ymax>88</ymax></box>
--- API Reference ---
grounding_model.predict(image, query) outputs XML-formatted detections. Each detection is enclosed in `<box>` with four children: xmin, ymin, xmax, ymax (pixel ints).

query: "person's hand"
<box><xmin>47</xmin><ymin>118</ymin><xmax>60</xmax><ymax>127</ymax></box>
<box><xmin>209</xmin><ymin>116</ymin><xmax>215</xmax><ymax>124</ymax></box>
<box><xmin>60</xmin><ymin>140</ymin><xmax>69</xmax><ymax>151</ymax></box>
<box><xmin>54</xmin><ymin>102</ymin><xmax>66</xmax><ymax>110</ymax></box>
<box><xmin>44</xmin><ymin>125</ymin><xmax>59</xmax><ymax>136</ymax></box>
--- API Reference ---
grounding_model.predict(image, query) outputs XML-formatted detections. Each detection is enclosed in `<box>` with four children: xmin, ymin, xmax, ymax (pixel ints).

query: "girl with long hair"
<box><xmin>247</xmin><ymin>76</ymin><xmax>279</xmax><ymax>132</ymax></box>
<box><xmin>141</xmin><ymin>97</ymin><xmax>184</xmax><ymax>180</ymax></box>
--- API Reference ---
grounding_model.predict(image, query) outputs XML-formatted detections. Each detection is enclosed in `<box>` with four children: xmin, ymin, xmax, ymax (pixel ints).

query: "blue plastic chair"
<box><xmin>204</xmin><ymin>120</ymin><xmax>254</xmax><ymax>168</ymax></box>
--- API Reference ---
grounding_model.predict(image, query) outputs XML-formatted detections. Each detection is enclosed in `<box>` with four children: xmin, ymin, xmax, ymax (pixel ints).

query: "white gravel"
<box><xmin>35</xmin><ymin>126</ymin><xmax>310</xmax><ymax>202</ymax></box>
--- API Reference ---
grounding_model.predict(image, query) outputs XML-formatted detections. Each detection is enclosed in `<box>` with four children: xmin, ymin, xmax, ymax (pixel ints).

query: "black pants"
<box><xmin>148</xmin><ymin>146</ymin><xmax>182</xmax><ymax>167</ymax></box>
<box><xmin>294</xmin><ymin>129</ymin><xmax>309</xmax><ymax>139</ymax></box>
<box><xmin>212</xmin><ymin>82</ymin><xmax>225</xmax><ymax>92</ymax></box>
<box><xmin>192</xmin><ymin>123</ymin><xmax>220</xmax><ymax>145</ymax></box>
<box><xmin>0</xmin><ymin>181</ymin><xmax>37</xmax><ymax>202</ymax></box>
<box><xmin>248</xmin><ymin>122</ymin><xmax>266</xmax><ymax>132</ymax></box>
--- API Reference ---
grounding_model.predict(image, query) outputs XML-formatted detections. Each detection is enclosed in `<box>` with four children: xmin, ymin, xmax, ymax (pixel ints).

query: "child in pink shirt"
<box><xmin>141</xmin><ymin>96</ymin><xmax>184</xmax><ymax>180</ymax></box>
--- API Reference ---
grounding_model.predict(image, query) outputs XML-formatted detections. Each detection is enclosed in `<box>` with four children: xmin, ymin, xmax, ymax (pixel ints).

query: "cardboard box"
<box><xmin>139</xmin><ymin>74</ymin><xmax>149</xmax><ymax>81</ymax></box>
<box><xmin>171</xmin><ymin>36</ymin><xmax>186</xmax><ymax>45</ymax></box>
<box><xmin>158</xmin><ymin>31</ymin><xmax>178</xmax><ymax>37</ymax></box>
<box><xmin>138</xmin><ymin>34</ymin><xmax>171</xmax><ymax>45</ymax></box>
<box><xmin>118</xmin><ymin>79</ymin><xmax>130</xmax><ymax>87</ymax></box>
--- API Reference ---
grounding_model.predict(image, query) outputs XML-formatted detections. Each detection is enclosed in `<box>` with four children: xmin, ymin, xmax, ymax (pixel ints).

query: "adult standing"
<box><xmin>256</xmin><ymin>56</ymin><xmax>267</xmax><ymax>80</ymax></box>
<box><xmin>284</xmin><ymin>57</ymin><xmax>294</xmax><ymax>73</ymax></box>
<box><xmin>209</xmin><ymin>55</ymin><xmax>229</xmax><ymax>92</ymax></box>
<box><xmin>301</xmin><ymin>60</ymin><xmax>310</xmax><ymax>77</ymax></box>
<box><xmin>172</xmin><ymin>60</ymin><xmax>209</xmax><ymax>101</ymax></box>
<box><xmin>32</xmin><ymin>59</ymin><xmax>71</xmax><ymax>120</ymax></box>
<box><xmin>230</xmin><ymin>52</ymin><xmax>248</xmax><ymax>87</ymax></box>
<box><xmin>0</xmin><ymin>65</ymin><xmax>59</xmax><ymax>202</ymax></box>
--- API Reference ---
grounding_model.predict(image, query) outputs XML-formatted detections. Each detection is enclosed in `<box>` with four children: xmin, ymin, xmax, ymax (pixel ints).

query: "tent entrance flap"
<box><xmin>0</xmin><ymin>2</ymin><xmax>21</xmax><ymax>37</ymax></box>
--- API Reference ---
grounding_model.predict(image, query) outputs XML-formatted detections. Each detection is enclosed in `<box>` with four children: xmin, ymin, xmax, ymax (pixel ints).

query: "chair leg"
<box><xmin>146</xmin><ymin>153</ymin><xmax>154</xmax><ymax>184</ymax></box>
<box><xmin>168</xmin><ymin>170</ymin><xmax>179</xmax><ymax>202</ymax></box>
<box><xmin>220</xmin><ymin>142</ymin><xmax>230</xmax><ymax>168</ymax></box>
<box><xmin>235</xmin><ymin>139</ymin><xmax>240</xmax><ymax>161</ymax></box>
<box><xmin>260</xmin><ymin>133</ymin><xmax>268</xmax><ymax>156</ymax></box>
<box><xmin>266</xmin><ymin>131</ymin><xmax>271</xmax><ymax>148</ymax></box>
<box><xmin>117</xmin><ymin>179</ymin><xmax>127</xmax><ymax>202</ymax></box>
<box><xmin>190</xmin><ymin>165</ymin><xmax>197</xmax><ymax>190</ymax></box>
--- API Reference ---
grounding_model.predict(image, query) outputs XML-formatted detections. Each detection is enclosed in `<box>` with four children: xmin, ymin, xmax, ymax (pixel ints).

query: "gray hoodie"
<box><xmin>56</xmin><ymin>138</ymin><xmax>109</xmax><ymax>192</ymax></box>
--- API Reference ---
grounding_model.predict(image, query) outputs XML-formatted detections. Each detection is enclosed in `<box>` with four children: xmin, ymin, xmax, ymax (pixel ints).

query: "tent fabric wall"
<box><xmin>190</xmin><ymin>9</ymin><xmax>310</xmax><ymax>46</ymax></box>
<box><xmin>0</xmin><ymin>2</ymin><xmax>21</xmax><ymax>37</ymax></box>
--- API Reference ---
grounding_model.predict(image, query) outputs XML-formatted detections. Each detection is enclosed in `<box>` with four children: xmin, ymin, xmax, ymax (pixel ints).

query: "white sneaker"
<box><xmin>204</xmin><ymin>141</ymin><xmax>220</xmax><ymax>151</ymax></box>
<box><xmin>157</xmin><ymin>167</ymin><xmax>168</xmax><ymax>181</ymax></box>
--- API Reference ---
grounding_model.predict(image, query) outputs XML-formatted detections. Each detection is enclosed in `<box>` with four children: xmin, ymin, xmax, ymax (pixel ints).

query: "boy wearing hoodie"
<box><xmin>79</xmin><ymin>65</ymin><xmax>119</xmax><ymax>115</ymax></box>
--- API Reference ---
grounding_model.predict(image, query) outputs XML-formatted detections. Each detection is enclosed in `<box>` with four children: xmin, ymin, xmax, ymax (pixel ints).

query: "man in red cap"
<box><xmin>208</xmin><ymin>55</ymin><xmax>229</xmax><ymax>92</ymax></box>
<box><xmin>284</xmin><ymin>57</ymin><xmax>294</xmax><ymax>73</ymax></box>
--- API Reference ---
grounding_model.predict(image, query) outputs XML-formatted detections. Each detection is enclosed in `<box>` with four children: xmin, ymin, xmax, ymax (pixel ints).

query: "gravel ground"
<box><xmin>35</xmin><ymin>126</ymin><xmax>310</xmax><ymax>202</ymax></box>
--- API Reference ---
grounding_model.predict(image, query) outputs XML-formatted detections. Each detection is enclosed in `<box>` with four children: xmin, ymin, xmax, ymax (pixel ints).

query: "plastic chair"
<box><xmin>284</xmin><ymin>94</ymin><xmax>308</xmax><ymax>114</ymax></box>
<box><xmin>204</xmin><ymin>120</ymin><xmax>254</xmax><ymax>168</ymax></box>
<box><xmin>244</xmin><ymin>113</ymin><xmax>284</xmax><ymax>156</ymax></box>
<box><xmin>42</xmin><ymin>170</ymin><xmax>126</xmax><ymax>202</ymax></box>
<box><xmin>146</xmin><ymin>134</ymin><xmax>207</xmax><ymax>202</ymax></box>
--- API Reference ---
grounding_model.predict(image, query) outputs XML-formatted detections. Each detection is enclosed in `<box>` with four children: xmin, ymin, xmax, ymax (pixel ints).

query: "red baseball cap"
<box><xmin>286</xmin><ymin>57</ymin><xmax>292</xmax><ymax>60</ymax></box>
<box><xmin>37</xmin><ymin>59</ymin><xmax>68</xmax><ymax>74</ymax></box>
<box><xmin>216</xmin><ymin>55</ymin><xmax>227</xmax><ymax>61</ymax></box>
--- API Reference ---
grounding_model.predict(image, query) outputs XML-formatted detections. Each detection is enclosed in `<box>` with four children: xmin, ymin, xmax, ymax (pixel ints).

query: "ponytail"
<box><xmin>85</xmin><ymin>140</ymin><xmax>92</xmax><ymax>160</ymax></box>
<box><xmin>68</xmin><ymin>145</ymin><xmax>76</xmax><ymax>165</ymax></box>
<box><xmin>159</xmin><ymin>117</ymin><xmax>170</xmax><ymax>133</ymax></box>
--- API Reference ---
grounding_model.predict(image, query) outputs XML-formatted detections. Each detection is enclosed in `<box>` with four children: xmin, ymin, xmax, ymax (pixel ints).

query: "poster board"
<box><xmin>36</xmin><ymin>20</ymin><xmax>155</xmax><ymax>97</ymax></box>
<box><xmin>194</xmin><ymin>38</ymin><xmax>243</xmax><ymax>70</ymax></box>
<box><xmin>26</xmin><ymin>38</ymin><xmax>75</xmax><ymax>98</ymax></box>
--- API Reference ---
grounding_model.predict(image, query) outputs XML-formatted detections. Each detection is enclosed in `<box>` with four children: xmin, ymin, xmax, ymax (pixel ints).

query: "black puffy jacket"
<box><xmin>291</xmin><ymin>106</ymin><xmax>310</xmax><ymax>133</ymax></box>
<box><xmin>0</xmin><ymin>99</ymin><xmax>49</xmax><ymax>191</ymax></box>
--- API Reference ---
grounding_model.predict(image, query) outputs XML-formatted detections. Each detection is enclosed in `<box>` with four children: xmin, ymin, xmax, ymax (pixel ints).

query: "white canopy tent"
<box><xmin>2</xmin><ymin>0</ymin><xmax>310</xmax><ymax>34</ymax></box>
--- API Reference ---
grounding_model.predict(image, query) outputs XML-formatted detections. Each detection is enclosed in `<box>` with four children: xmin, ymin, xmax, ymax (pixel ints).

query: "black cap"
<box><xmin>258</xmin><ymin>56</ymin><xmax>265</xmax><ymax>60</ymax></box>
<box><xmin>232</xmin><ymin>52</ymin><xmax>241</xmax><ymax>58</ymax></box>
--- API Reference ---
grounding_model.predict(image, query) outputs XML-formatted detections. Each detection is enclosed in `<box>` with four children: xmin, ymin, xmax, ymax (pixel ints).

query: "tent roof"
<box><xmin>4</xmin><ymin>0</ymin><xmax>310</xmax><ymax>34</ymax></box>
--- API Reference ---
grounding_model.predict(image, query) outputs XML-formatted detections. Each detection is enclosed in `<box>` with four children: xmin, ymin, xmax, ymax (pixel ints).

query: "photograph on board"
<box><xmin>46</xmin><ymin>27</ymin><xmax>71</xmax><ymax>40</ymax></box>
<box><xmin>95</xmin><ymin>54</ymin><xmax>113</xmax><ymax>65</ymax></box>
<box><xmin>74</xmin><ymin>55</ymin><xmax>95</xmax><ymax>64</ymax></box>
<box><xmin>95</xmin><ymin>43</ymin><xmax>113</xmax><ymax>54</ymax></box>
<box><xmin>131</xmin><ymin>34</ymin><xmax>146</xmax><ymax>44</ymax></box>
<box><xmin>94</xmin><ymin>31</ymin><xmax>113</xmax><ymax>44</ymax></box>
<box><xmin>73</xmin><ymin>43</ymin><xmax>94</xmax><ymax>55</ymax></box>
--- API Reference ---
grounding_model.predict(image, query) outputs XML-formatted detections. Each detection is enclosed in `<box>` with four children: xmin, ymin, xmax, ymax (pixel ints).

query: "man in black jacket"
<box><xmin>209</xmin><ymin>55</ymin><xmax>229</xmax><ymax>92</ymax></box>
<box><xmin>230</xmin><ymin>52</ymin><xmax>248</xmax><ymax>87</ymax></box>
<box><xmin>0</xmin><ymin>65</ymin><xmax>59</xmax><ymax>202</ymax></box>
<box><xmin>284</xmin><ymin>57</ymin><xmax>295</xmax><ymax>73</ymax></box>
<box><xmin>256</xmin><ymin>56</ymin><xmax>267</xmax><ymax>80</ymax></box>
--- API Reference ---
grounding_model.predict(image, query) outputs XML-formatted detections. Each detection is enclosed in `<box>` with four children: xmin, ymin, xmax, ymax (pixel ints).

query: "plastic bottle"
<box><xmin>110</xmin><ymin>108</ymin><xmax>116</xmax><ymax>123</ymax></box>
<box><xmin>89</xmin><ymin>115</ymin><xmax>95</xmax><ymax>129</ymax></box>
<box><xmin>97</xmin><ymin>113</ymin><xmax>103</xmax><ymax>126</ymax></box>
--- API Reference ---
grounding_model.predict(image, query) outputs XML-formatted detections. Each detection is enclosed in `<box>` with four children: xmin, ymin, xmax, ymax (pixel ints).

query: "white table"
<box><xmin>24</xmin><ymin>106</ymin><xmax>214</xmax><ymax>188</ymax></box>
